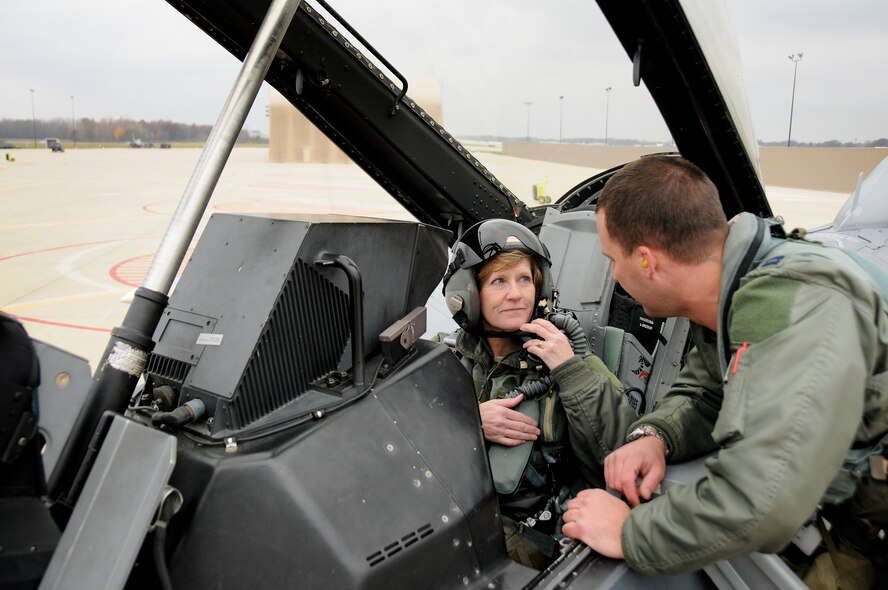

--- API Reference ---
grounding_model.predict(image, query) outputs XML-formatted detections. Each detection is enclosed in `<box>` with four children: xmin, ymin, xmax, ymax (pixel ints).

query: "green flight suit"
<box><xmin>622</xmin><ymin>213</ymin><xmax>888</xmax><ymax>575</ymax></box>
<box><xmin>452</xmin><ymin>329</ymin><xmax>635</xmax><ymax>503</ymax></box>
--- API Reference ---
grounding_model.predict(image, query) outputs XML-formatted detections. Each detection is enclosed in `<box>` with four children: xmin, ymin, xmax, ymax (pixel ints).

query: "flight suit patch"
<box><xmin>731</xmin><ymin>275</ymin><xmax>799</xmax><ymax>344</ymax></box>
<box><xmin>760</xmin><ymin>255</ymin><xmax>784</xmax><ymax>268</ymax></box>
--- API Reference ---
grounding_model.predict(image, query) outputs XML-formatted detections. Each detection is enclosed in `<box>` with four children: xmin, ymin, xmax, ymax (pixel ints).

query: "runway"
<box><xmin>1</xmin><ymin>146</ymin><xmax>851</xmax><ymax>371</ymax></box>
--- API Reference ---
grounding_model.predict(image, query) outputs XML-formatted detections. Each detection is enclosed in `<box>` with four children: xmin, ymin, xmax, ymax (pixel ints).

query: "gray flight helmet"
<box><xmin>442</xmin><ymin>219</ymin><xmax>554</xmax><ymax>332</ymax></box>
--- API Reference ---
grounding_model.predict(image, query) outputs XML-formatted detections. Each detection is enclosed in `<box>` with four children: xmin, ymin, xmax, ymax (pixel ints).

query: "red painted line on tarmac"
<box><xmin>0</xmin><ymin>239</ymin><xmax>120</xmax><ymax>262</ymax></box>
<box><xmin>8</xmin><ymin>314</ymin><xmax>112</xmax><ymax>333</ymax></box>
<box><xmin>108</xmin><ymin>251</ymin><xmax>192</xmax><ymax>287</ymax></box>
<box><xmin>143</xmin><ymin>201</ymin><xmax>170</xmax><ymax>215</ymax></box>
<box><xmin>109</xmin><ymin>253</ymin><xmax>154</xmax><ymax>287</ymax></box>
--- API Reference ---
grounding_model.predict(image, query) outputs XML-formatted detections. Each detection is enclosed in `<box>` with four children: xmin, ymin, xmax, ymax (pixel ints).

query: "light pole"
<box><xmin>787</xmin><ymin>53</ymin><xmax>803</xmax><ymax>148</ymax></box>
<box><xmin>29</xmin><ymin>89</ymin><xmax>37</xmax><ymax>149</ymax></box>
<box><xmin>71</xmin><ymin>95</ymin><xmax>77</xmax><ymax>148</ymax></box>
<box><xmin>558</xmin><ymin>95</ymin><xmax>564</xmax><ymax>143</ymax></box>
<box><xmin>604</xmin><ymin>87</ymin><xmax>612</xmax><ymax>146</ymax></box>
<box><xmin>523</xmin><ymin>101</ymin><xmax>533</xmax><ymax>142</ymax></box>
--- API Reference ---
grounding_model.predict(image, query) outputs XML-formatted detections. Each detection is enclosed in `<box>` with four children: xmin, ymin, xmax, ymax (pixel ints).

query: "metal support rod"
<box><xmin>49</xmin><ymin>0</ymin><xmax>301</xmax><ymax>505</ymax></box>
<box><xmin>142</xmin><ymin>0</ymin><xmax>302</xmax><ymax>295</ymax></box>
<box><xmin>523</xmin><ymin>101</ymin><xmax>533</xmax><ymax>142</ymax></box>
<box><xmin>29</xmin><ymin>89</ymin><xmax>37</xmax><ymax>149</ymax></box>
<box><xmin>787</xmin><ymin>53</ymin><xmax>803</xmax><ymax>148</ymax></box>
<box><xmin>71</xmin><ymin>95</ymin><xmax>76</xmax><ymax>148</ymax></box>
<box><xmin>317</xmin><ymin>254</ymin><xmax>365</xmax><ymax>388</ymax></box>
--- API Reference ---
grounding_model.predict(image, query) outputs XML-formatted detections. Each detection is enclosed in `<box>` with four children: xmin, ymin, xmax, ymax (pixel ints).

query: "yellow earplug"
<box><xmin>642</xmin><ymin>259</ymin><xmax>649</xmax><ymax>269</ymax></box>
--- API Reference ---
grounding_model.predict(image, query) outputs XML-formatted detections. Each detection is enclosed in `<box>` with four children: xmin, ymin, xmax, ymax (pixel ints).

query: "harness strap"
<box><xmin>721</xmin><ymin>217</ymin><xmax>766</xmax><ymax>367</ymax></box>
<box><xmin>489</xmin><ymin>399</ymin><xmax>539</xmax><ymax>495</ymax></box>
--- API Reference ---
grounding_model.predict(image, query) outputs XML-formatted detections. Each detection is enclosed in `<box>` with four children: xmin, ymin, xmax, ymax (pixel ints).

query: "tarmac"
<box><xmin>1</xmin><ymin>146</ymin><xmax>851</xmax><ymax>371</ymax></box>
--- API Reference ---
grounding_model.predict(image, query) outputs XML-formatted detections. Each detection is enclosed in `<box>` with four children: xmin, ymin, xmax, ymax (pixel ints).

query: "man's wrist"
<box><xmin>625</xmin><ymin>424</ymin><xmax>670</xmax><ymax>457</ymax></box>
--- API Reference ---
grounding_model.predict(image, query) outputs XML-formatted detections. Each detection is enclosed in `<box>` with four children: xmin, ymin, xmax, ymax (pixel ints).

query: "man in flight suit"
<box><xmin>562</xmin><ymin>155</ymin><xmax>888</xmax><ymax>576</ymax></box>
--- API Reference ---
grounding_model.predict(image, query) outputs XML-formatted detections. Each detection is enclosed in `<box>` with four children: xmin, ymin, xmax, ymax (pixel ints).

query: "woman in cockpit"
<box><xmin>440</xmin><ymin>218</ymin><xmax>636</xmax><ymax>569</ymax></box>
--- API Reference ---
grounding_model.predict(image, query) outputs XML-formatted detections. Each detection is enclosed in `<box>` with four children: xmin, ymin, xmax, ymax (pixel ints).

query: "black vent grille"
<box><xmin>146</xmin><ymin>353</ymin><xmax>190</xmax><ymax>384</ymax></box>
<box><xmin>366</xmin><ymin>523</ymin><xmax>434</xmax><ymax>567</ymax></box>
<box><xmin>230</xmin><ymin>259</ymin><xmax>350</xmax><ymax>426</ymax></box>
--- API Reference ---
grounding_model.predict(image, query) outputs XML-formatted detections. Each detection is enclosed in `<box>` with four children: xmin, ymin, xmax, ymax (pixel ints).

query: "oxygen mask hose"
<box><xmin>505</xmin><ymin>375</ymin><xmax>553</xmax><ymax>400</ymax></box>
<box><xmin>152</xmin><ymin>399</ymin><xmax>207</xmax><ymax>428</ymax></box>
<box><xmin>504</xmin><ymin>311</ymin><xmax>589</xmax><ymax>400</ymax></box>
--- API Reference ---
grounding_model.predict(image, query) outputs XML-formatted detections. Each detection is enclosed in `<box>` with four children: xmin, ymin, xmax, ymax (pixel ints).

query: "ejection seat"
<box><xmin>539</xmin><ymin>206</ymin><xmax>689</xmax><ymax>413</ymax></box>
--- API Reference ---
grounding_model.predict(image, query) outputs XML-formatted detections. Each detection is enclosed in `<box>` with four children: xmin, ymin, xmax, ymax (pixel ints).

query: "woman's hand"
<box><xmin>520</xmin><ymin>318</ymin><xmax>575</xmax><ymax>370</ymax></box>
<box><xmin>479</xmin><ymin>394</ymin><xmax>540</xmax><ymax>445</ymax></box>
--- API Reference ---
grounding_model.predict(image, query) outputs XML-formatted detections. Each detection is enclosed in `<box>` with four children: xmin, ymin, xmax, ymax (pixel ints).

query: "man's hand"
<box><xmin>605</xmin><ymin>436</ymin><xmax>667</xmax><ymax>506</ymax></box>
<box><xmin>479</xmin><ymin>394</ymin><xmax>540</xmax><ymax>445</ymax></box>
<box><xmin>562</xmin><ymin>489</ymin><xmax>630</xmax><ymax>559</ymax></box>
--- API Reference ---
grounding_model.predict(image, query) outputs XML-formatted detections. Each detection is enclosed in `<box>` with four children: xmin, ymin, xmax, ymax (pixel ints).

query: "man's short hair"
<box><xmin>596</xmin><ymin>155</ymin><xmax>728</xmax><ymax>264</ymax></box>
<box><xmin>477</xmin><ymin>250</ymin><xmax>542</xmax><ymax>290</ymax></box>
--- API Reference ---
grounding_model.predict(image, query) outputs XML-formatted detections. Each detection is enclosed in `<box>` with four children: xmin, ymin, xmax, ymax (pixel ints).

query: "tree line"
<box><xmin>0</xmin><ymin>117</ymin><xmax>266</xmax><ymax>144</ymax></box>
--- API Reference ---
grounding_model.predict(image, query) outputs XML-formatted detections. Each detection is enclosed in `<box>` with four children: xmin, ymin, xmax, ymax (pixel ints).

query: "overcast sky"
<box><xmin>2</xmin><ymin>0</ymin><xmax>886</xmax><ymax>144</ymax></box>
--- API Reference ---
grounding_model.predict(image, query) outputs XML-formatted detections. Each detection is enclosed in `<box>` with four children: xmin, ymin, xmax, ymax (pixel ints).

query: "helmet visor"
<box><xmin>454</xmin><ymin>219</ymin><xmax>549</xmax><ymax>271</ymax></box>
